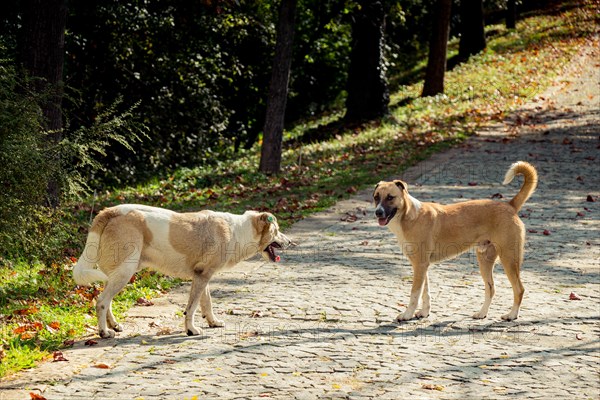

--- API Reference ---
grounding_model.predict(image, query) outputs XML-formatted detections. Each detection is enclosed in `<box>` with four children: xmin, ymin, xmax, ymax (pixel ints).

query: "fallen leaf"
<box><xmin>576</xmin><ymin>211</ymin><xmax>585</xmax><ymax>217</ymax></box>
<box><xmin>259</xmin><ymin>394</ymin><xmax>272</xmax><ymax>398</ymax></box>
<box><xmin>136</xmin><ymin>297</ymin><xmax>154</xmax><ymax>306</ymax></box>
<box><xmin>93</xmin><ymin>363</ymin><xmax>111</xmax><ymax>369</ymax></box>
<box><xmin>48</xmin><ymin>321</ymin><xmax>61</xmax><ymax>330</ymax></box>
<box><xmin>422</xmin><ymin>383</ymin><xmax>444</xmax><ymax>391</ymax></box>
<box><xmin>52</xmin><ymin>351</ymin><xmax>68</xmax><ymax>362</ymax></box>
<box><xmin>491</xmin><ymin>193</ymin><xmax>503</xmax><ymax>199</ymax></box>
<box><xmin>162</xmin><ymin>359</ymin><xmax>177</xmax><ymax>364</ymax></box>
<box><xmin>468</xmin><ymin>182</ymin><xmax>478</xmax><ymax>186</ymax></box>
<box><xmin>360</xmin><ymin>240</ymin><xmax>369</xmax><ymax>245</ymax></box>
<box><xmin>528</xmin><ymin>229</ymin><xmax>538</xmax><ymax>233</ymax></box>
<box><xmin>332</xmin><ymin>383</ymin><xmax>341</xmax><ymax>390</ymax></box>
<box><xmin>250</xmin><ymin>310</ymin><xmax>264</xmax><ymax>318</ymax></box>
<box><xmin>63</xmin><ymin>339</ymin><xmax>75</xmax><ymax>347</ymax></box>
<box><xmin>542</xmin><ymin>230</ymin><xmax>551</xmax><ymax>236</ymax></box>
<box><xmin>260</xmin><ymin>372</ymin><xmax>269</xmax><ymax>377</ymax></box>
<box><xmin>346</xmin><ymin>186</ymin><xmax>357</xmax><ymax>194</ymax></box>
<box><xmin>586</xmin><ymin>195</ymin><xmax>595</xmax><ymax>202</ymax></box>
<box><xmin>576</xmin><ymin>333</ymin><xmax>583</xmax><ymax>340</ymax></box>
<box><xmin>84</xmin><ymin>339</ymin><xmax>98</xmax><ymax>346</ymax></box>
<box><xmin>569</xmin><ymin>292</ymin><xmax>582</xmax><ymax>300</ymax></box>
<box><xmin>29</xmin><ymin>393</ymin><xmax>47</xmax><ymax>400</ymax></box>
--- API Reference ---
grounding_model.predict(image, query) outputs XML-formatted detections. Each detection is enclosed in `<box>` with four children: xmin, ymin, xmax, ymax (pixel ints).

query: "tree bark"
<box><xmin>259</xmin><ymin>0</ymin><xmax>297</xmax><ymax>175</ymax></box>
<box><xmin>458</xmin><ymin>0</ymin><xmax>486</xmax><ymax>61</ymax></box>
<box><xmin>19</xmin><ymin>0</ymin><xmax>67</xmax><ymax>207</ymax></box>
<box><xmin>506</xmin><ymin>0</ymin><xmax>517</xmax><ymax>29</ymax></box>
<box><xmin>422</xmin><ymin>0</ymin><xmax>452</xmax><ymax>97</ymax></box>
<box><xmin>344</xmin><ymin>0</ymin><xmax>389</xmax><ymax>123</ymax></box>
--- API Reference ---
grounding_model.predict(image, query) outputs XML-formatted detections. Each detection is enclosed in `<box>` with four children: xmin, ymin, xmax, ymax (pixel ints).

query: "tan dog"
<box><xmin>374</xmin><ymin>161</ymin><xmax>538</xmax><ymax>322</ymax></box>
<box><xmin>73</xmin><ymin>205</ymin><xmax>291</xmax><ymax>338</ymax></box>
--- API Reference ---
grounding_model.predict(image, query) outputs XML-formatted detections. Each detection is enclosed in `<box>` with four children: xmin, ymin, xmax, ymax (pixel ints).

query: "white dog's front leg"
<box><xmin>201</xmin><ymin>284</ymin><xmax>224</xmax><ymax>328</ymax></box>
<box><xmin>397</xmin><ymin>262</ymin><xmax>430</xmax><ymax>321</ymax></box>
<box><xmin>184</xmin><ymin>271</ymin><xmax>210</xmax><ymax>336</ymax></box>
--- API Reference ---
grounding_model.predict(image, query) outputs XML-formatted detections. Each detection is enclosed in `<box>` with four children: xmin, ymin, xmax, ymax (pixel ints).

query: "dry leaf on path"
<box><xmin>569</xmin><ymin>292</ymin><xmax>582</xmax><ymax>300</ymax></box>
<box><xmin>52</xmin><ymin>351</ymin><xmax>68</xmax><ymax>362</ymax></box>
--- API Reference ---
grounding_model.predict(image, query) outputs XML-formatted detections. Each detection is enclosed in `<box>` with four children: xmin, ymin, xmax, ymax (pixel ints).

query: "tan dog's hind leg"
<box><xmin>397</xmin><ymin>261</ymin><xmax>430</xmax><ymax>321</ymax></box>
<box><xmin>201</xmin><ymin>284</ymin><xmax>224</xmax><ymax>328</ymax></box>
<box><xmin>473</xmin><ymin>242</ymin><xmax>497</xmax><ymax>319</ymax></box>
<box><xmin>499</xmin><ymin>240</ymin><xmax>525</xmax><ymax>321</ymax></box>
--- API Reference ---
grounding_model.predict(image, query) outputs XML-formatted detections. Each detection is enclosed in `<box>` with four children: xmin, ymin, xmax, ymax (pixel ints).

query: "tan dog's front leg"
<box><xmin>397</xmin><ymin>262</ymin><xmax>430</xmax><ymax>321</ymax></box>
<box><xmin>415</xmin><ymin>272</ymin><xmax>430</xmax><ymax>318</ymax></box>
<box><xmin>201</xmin><ymin>284</ymin><xmax>224</xmax><ymax>328</ymax></box>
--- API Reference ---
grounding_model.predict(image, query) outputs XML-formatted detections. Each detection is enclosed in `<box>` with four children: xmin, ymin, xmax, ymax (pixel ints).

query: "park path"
<box><xmin>1</xmin><ymin>45</ymin><xmax>599</xmax><ymax>399</ymax></box>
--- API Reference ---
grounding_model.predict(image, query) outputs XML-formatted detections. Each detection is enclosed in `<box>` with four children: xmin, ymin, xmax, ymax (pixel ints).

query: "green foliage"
<box><xmin>0</xmin><ymin>56</ymin><xmax>146</xmax><ymax>264</ymax></box>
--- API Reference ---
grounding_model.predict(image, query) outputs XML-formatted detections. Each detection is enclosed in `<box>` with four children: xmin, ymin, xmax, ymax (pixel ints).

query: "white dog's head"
<box><xmin>251</xmin><ymin>212</ymin><xmax>292</xmax><ymax>262</ymax></box>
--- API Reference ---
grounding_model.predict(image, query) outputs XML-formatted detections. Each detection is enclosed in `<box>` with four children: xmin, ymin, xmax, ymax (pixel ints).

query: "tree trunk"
<box><xmin>19</xmin><ymin>0</ymin><xmax>67</xmax><ymax>207</ymax></box>
<box><xmin>506</xmin><ymin>0</ymin><xmax>517</xmax><ymax>29</ymax></box>
<box><xmin>422</xmin><ymin>0</ymin><xmax>452</xmax><ymax>97</ymax></box>
<box><xmin>458</xmin><ymin>0</ymin><xmax>486</xmax><ymax>61</ymax></box>
<box><xmin>259</xmin><ymin>0</ymin><xmax>297</xmax><ymax>175</ymax></box>
<box><xmin>344</xmin><ymin>0</ymin><xmax>389</xmax><ymax>123</ymax></box>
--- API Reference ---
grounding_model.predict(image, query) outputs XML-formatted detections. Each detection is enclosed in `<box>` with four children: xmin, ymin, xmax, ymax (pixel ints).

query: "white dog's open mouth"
<box><xmin>264</xmin><ymin>242</ymin><xmax>282</xmax><ymax>262</ymax></box>
<box><xmin>377</xmin><ymin>208</ymin><xmax>397</xmax><ymax>226</ymax></box>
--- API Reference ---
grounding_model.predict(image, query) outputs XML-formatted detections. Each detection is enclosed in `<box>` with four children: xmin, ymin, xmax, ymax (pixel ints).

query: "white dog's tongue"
<box><xmin>378</xmin><ymin>218</ymin><xmax>388</xmax><ymax>226</ymax></box>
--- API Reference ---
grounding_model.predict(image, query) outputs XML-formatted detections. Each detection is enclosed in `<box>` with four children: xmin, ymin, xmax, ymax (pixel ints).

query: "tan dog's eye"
<box><xmin>374</xmin><ymin>195</ymin><xmax>380</xmax><ymax>202</ymax></box>
<box><xmin>386</xmin><ymin>195</ymin><xmax>395</xmax><ymax>201</ymax></box>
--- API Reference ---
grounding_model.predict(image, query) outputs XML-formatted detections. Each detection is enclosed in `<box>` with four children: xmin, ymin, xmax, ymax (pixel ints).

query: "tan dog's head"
<box><xmin>251</xmin><ymin>212</ymin><xmax>292</xmax><ymax>262</ymax></box>
<box><xmin>373</xmin><ymin>180</ymin><xmax>409</xmax><ymax>226</ymax></box>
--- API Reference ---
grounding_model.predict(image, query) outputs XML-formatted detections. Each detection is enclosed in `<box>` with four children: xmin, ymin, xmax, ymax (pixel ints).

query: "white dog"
<box><xmin>73</xmin><ymin>204</ymin><xmax>291</xmax><ymax>338</ymax></box>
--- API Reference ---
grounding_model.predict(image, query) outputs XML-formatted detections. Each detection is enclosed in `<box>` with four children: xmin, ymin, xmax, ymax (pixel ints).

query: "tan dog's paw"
<box><xmin>396</xmin><ymin>311</ymin><xmax>414</xmax><ymax>321</ymax></box>
<box><xmin>415</xmin><ymin>309</ymin><xmax>430</xmax><ymax>319</ymax></box>
<box><xmin>472</xmin><ymin>311</ymin><xmax>487</xmax><ymax>319</ymax></box>
<box><xmin>501</xmin><ymin>312</ymin><xmax>518</xmax><ymax>321</ymax></box>
<box><xmin>207</xmin><ymin>318</ymin><xmax>225</xmax><ymax>328</ymax></box>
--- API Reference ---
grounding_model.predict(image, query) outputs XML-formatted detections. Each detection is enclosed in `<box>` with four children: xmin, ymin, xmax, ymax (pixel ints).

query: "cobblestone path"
<box><xmin>1</xmin><ymin>47</ymin><xmax>598</xmax><ymax>400</ymax></box>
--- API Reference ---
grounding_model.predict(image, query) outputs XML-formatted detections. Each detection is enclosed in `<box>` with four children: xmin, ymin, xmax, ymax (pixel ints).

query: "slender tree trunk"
<box><xmin>422</xmin><ymin>0</ymin><xmax>452</xmax><ymax>97</ymax></box>
<box><xmin>344</xmin><ymin>0</ymin><xmax>389</xmax><ymax>123</ymax></box>
<box><xmin>506</xmin><ymin>0</ymin><xmax>517</xmax><ymax>29</ymax></box>
<box><xmin>19</xmin><ymin>0</ymin><xmax>67</xmax><ymax>207</ymax></box>
<box><xmin>259</xmin><ymin>0</ymin><xmax>297</xmax><ymax>175</ymax></box>
<box><xmin>458</xmin><ymin>0</ymin><xmax>486</xmax><ymax>61</ymax></box>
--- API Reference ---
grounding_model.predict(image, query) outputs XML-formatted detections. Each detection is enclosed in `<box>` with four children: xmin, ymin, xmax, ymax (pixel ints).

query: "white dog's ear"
<box><xmin>254</xmin><ymin>212</ymin><xmax>275</xmax><ymax>234</ymax></box>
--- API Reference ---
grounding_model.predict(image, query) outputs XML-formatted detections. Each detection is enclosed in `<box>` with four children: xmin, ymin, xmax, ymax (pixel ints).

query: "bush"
<box><xmin>0</xmin><ymin>56</ymin><xmax>146</xmax><ymax>265</ymax></box>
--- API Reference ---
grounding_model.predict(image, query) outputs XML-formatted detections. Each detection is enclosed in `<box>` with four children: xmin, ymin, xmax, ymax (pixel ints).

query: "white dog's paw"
<box><xmin>472</xmin><ymin>311</ymin><xmax>488</xmax><ymax>319</ymax></box>
<box><xmin>99</xmin><ymin>328</ymin><xmax>115</xmax><ymax>339</ymax></box>
<box><xmin>186</xmin><ymin>326</ymin><xmax>202</xmax><ymax>336</ymax></box>
<box><xmin>396</xmin><ymin>311</ymin><xmax>414</xmax><ymax>321</ymax></box>
<box><xmin>207</xmin><ymin>318</ymin><xmax>225</xmax><ymax>328</ymax></box>
<box><xmin>415</xmin><ymin>309</ymin><xmax>430</xmax><ymax>319</ymax></box>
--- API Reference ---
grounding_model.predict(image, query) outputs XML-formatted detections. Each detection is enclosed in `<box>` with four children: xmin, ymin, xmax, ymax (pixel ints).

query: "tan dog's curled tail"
<box><xmin>502</xmin><ymin>161</ymin><xmax>538</xmax><ymax>211</ymax></box>
<box><xmin>73</xmin><ymin>208</ymin><xmax>121</xmax><ymax>285</ymax></box>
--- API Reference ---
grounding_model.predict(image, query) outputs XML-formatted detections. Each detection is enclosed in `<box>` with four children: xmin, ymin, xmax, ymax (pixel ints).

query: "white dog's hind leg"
<box><xmin>397</xmin><ymin>261</ymin><xmax>430</xmax><ymax>321</ymax></box>
<box><xmin>96</xmin><ymin>266</ymin><xmax>136</xmax><ymax>338</ymax></box>
<box><xmin>201</xmin><ymin>284</ymin><xmax>224</xmax><ymax>328</ymax></box>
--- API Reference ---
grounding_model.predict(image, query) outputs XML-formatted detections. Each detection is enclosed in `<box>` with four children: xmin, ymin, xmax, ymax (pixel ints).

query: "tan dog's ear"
<box><xmin>373</xmin><ymin>182</ymin><xmax>382</xmax><ymax>199</ymax></box>
<box><xmin>393</xmin><ymin>180</ymin><xmax>408</xmax><ymax>191</ymax></box>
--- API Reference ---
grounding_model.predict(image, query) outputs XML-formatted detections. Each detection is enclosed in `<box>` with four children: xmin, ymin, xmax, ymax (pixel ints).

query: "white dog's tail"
<box><xmin>73</xmin><ymin>207</ymin><xmax>121</xmax><ymax>286</ymax></box>
<box><xmin>502</xmin><ymin>161</ymin><xmax>538</xmax><ymax>212</ymax></box>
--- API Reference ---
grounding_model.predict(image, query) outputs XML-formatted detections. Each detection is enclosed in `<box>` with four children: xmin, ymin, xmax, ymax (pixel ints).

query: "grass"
<box><xmin>1</xmin><ymin>1</ymin><xmax>598</xmax><ymax>379</ymax></box>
